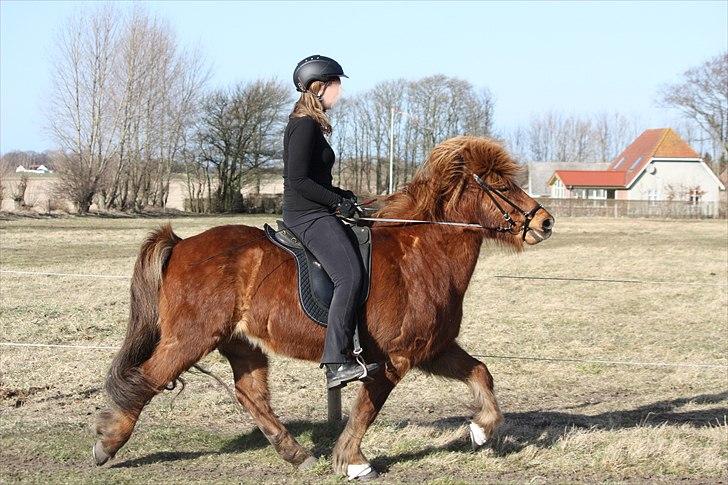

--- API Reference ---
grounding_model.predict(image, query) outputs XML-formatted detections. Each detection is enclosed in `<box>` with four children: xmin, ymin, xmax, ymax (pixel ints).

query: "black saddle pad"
<box><xmin>263</xmin><ymin>219</ymin><xmax>372</xmax><ymax>326</ymax></box>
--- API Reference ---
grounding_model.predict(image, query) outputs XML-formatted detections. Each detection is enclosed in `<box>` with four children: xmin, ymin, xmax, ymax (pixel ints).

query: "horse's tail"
<box><xmin>105</xmin><ymin>222</ymin><xmax>182</xmax><ymax>413</ymax></box>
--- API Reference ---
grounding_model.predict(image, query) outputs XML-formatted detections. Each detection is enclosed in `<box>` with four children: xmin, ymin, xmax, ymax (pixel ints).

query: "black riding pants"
<box><xmin>282</xmin><ymin>209</ymin><xmax>364</xmax><ymax>364</ymax></box>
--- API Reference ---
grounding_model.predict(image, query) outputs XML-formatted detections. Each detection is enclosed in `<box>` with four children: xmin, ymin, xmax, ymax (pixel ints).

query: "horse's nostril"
<box><xmin>542</xmin><ymin>218</ymin><xmax>554</xmax><ymax>231</ymax></box>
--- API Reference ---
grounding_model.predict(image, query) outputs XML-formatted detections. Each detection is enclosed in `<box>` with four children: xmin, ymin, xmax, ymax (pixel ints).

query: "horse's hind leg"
<box><xmin>95</xmin><ymin>326</ymin><xmax>220</xmax><ymax>464</ymax></box>
<box><xmin>218</xmin><ymin>339</ymin><xmax>315</xmax><ymax>469</ymax></box>
<box><xmin>418</xmin><ymin>342</ymin><xmax>503</xmax><ymax>448</ymax></box>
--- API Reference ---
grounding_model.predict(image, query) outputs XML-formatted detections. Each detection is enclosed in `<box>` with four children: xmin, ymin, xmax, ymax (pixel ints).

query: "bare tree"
<box><xmin>102</xmin><ymin>6</ymin><xmax>209</xmax><ymax>211</ymax></box>
<box><xmin>507</xmin><ymin>111</ymin><xmax>639</xmax><ymax>164</ymax></box>
<box><xmin>195</xmin><ymin>79</ymin><xmax>290</xmax><ymax>212</ymax></box>
<box><xmin>592</xmin><ymin>112</ymin><xmax>639</xmax><ymax>163</ymax></box>
<box><xmin>45</xmin><ymin>4</ymin><xmax>209</xmax><ymax>213</ymax></box>
<box><xmin>331</xmin><ymin>75</ymin><xmax>494</xmax><ymax>194</ymax></box>
<box><xmin>659</xmin><ymin>52</ymin><xmax>728</xmax><ymax>164</ymax></box>
<box><xmin>10</xmin><ymin>173</ymin><xmax>30</xmax><ymax>209</ymax></box>
<box><xmin>47</xmin><ymin>4</ymin><xmax>121</xmax><ymax>213</ymax></box>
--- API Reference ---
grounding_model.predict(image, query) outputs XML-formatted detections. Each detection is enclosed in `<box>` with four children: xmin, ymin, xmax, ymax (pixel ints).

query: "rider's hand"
<box><xmin>335</xmin><ymin>197</ymin><xmax>359</xmax><ymax>218</ymax></box>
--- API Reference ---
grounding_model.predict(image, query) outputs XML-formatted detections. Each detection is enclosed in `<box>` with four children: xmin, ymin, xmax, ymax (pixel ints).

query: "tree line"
<box><xmin>5</xmin><ymin>4</ymin><xmax>723</xmax><ymax>214</ymax></box>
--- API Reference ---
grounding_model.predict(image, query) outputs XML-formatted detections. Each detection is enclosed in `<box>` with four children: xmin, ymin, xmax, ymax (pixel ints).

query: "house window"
<box><xmin>688</xmin><ymin>188</ymin><xmax>701</xmax><ymax>204</ymax></box>
<box><xmin>573</xmin><ymin>188</ymin><xmax>587</xmax><ymax>199</ymax></box>
<box><xmin>551</xmin><ymin>179</ymin><xmax>566</xmax><ymax>198</ymax></box>
<box><xmin>581</xmin><ymin>189</ymin><xmax>607</xmax><ymax>200</ymax></box>
<box><xmin>613</xmin><ymin>157</ymin><xmax>625</xmax><ymax>169</ymax></box>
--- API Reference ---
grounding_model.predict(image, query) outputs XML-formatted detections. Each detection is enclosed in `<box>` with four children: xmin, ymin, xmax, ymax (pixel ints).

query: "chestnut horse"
<box><xmin>94</xmin><ymin>135</ymin><xmax>554</xmax><ymax>478</ymax></box>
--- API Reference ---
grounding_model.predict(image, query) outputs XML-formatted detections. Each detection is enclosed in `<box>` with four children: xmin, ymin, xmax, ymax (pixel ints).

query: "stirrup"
<box><xmin>352</xmin><ymin>348</ymin><xmax>370</xmax><ymax>380</ymax></box>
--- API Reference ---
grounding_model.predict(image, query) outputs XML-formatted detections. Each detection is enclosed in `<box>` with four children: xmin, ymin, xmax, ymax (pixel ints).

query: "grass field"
<box><xmin>1</xmin><ymin>214</ymin><xmax>726</xmax><ymax>483</ymax></box>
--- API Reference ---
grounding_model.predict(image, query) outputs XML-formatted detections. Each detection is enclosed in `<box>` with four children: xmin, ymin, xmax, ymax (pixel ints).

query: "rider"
<box><xmin>282</xmin><ymin>54</ymin><xmax>381</xmax><ymax>389</ymax></box>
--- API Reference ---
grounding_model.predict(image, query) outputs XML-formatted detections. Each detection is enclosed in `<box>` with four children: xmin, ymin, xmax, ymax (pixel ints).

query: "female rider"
<box><xmin>282</xmin><ymin>54</ymin><xmax>380</xmax><ymax>389</ymax></box>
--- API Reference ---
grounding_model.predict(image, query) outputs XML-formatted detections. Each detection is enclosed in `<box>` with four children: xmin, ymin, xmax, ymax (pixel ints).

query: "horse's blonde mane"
<box><xmin>374</xmin><ymin>136</ymin><xmax>522</xmax><ymax>220</ymax></box>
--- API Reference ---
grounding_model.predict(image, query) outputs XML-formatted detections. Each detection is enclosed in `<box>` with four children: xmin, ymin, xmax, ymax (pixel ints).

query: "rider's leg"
<box><xmin>283</xmin><ymin>211</ymin><xmax>379</xmax><ymax>387</ymax></box>
<box><xmin>291</xmin><ymin>213</ymin><xmax>364</xmax><ymax>363</ymax></box>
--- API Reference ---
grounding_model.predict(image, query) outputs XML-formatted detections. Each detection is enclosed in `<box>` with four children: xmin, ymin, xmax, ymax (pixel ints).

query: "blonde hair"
<box><xmin>290</xmin><ymin>80</ymin><xmax>333</xmax><ymax>134</ymax></box>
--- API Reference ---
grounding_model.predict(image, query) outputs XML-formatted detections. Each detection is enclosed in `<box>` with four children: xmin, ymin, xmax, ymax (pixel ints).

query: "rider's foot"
<box><xmin>324</xmin><ymin>360</ymin><xmax>381</xmax><ymax>390</ymax></box>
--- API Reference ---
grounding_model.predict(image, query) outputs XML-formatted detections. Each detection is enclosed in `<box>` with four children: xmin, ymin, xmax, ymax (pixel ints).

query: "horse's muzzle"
<box><xmin>524</xmin><ymin>227</ymin><xmax>552</xmax><ymax>245</ymax></box>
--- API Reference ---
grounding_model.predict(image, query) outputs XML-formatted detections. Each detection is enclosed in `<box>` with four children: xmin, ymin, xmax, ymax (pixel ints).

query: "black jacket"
<box><xmin>282</xmin><ymin>115</ymin><xmax>347</xmax><ymax>213</ymax></box>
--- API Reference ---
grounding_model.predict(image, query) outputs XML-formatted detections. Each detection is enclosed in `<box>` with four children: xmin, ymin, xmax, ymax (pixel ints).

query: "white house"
<box><xmin>15</xmin><ymin>164</ymin><xmax>52</xmax><ymax>174</ymax></box>
<box><xmin>547</xmin><ymin>128</ymin><xmax>724</xmax><ymax>203</ymax></box>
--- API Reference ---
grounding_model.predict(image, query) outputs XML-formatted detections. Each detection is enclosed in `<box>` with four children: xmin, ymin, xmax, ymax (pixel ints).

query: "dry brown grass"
<box><xmin>1</xmin><ymin>215</ymin><xmax>726</xmax><ymax>483</ymax></box>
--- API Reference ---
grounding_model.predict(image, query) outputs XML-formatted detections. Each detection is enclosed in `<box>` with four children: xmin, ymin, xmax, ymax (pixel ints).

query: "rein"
<box><xmin>356</xmin><ymin>217</ymin><xmax>484</xmax><ymax>229</ymax></box>
<box><xmin>352</xmin><ymin>173</ymin><xmax>545</xmax><ymax>240</ymax></box>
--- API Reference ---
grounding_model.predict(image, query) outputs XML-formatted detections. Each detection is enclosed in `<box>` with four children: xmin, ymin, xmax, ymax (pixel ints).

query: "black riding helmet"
<box><xmin>293</xmin><ymin>54</ymin><xmax>348</xmax><ymax>93</ymax></box>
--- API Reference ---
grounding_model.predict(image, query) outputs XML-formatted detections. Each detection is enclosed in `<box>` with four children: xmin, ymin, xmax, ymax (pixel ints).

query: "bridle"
<box><xmin>353</xmin><ymin>172</ymin><xmax>546</xmax><ymax>240</ymax></box>
<box><xmin>470</xmin><ymin>172</ymin><xmax>545</xmax><ymax>240</ymax></box>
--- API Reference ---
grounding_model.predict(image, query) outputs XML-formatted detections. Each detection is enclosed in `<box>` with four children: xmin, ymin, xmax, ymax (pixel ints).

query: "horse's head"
<box><xmin>376</xmin><ymin>135</ymin><xmax>554</xmax><ymax>249</ymax></box>
<box><xmin>455</xmin><ymin>136</ymin><xmax>554</xmax><ymax>247</ymax></box>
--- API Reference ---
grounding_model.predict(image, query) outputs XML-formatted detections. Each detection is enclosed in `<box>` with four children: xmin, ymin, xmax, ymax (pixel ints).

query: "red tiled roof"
<box><xmin>607</xmin><ymin>128</ymin><xmax>700</xmax><ymax>185</ymax></box>
<box><xmin>553</xmin><ymin>170</ymin><xmax>627</xmax><ymax>187</ymax></box>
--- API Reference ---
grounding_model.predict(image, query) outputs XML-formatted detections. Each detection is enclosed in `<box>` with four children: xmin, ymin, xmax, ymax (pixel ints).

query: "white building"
<box><xmin>15</xmin><ymin>164</ymin><xmax>53</xmax><ymax>174</ymax></box>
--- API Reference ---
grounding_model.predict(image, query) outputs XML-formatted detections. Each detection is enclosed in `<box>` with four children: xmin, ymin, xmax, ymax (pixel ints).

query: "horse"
<box><xmin>93</xmin><ymin>135</ymin><xmax>554</xmax><ymax>479</ymax></box>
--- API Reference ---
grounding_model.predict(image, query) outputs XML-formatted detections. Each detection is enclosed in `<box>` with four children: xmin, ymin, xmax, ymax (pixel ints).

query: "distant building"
<box><xmin>547</xmin><ymin>128</ymin><xmax>724</xmax><ymax>202</ymax></box>
<box><xmin>15</xmin><ymin>164</ymin><xmax>52</xmax><ymax>174</ymax></box>
<box><xmin>527</xmin><ymin>162</ymin><xmax>609</xmax><ymax>197</ymax></box>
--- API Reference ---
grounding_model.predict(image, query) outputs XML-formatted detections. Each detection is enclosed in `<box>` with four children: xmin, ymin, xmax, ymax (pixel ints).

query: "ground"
<box><xmin>0</xmin><ymin>214</ymin><xmax>726</xmax><ymax>484</ymax></box>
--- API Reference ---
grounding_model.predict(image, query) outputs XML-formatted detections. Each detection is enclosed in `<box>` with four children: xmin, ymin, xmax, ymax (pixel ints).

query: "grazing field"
<box><xmin>1</xmin><ymin>214</ymin><xmax>726</xmax><ymax>483</ymax></box>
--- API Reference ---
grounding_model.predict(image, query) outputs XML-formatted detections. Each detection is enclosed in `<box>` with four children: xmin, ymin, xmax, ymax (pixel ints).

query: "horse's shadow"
<box><xmin>111</xmin><ymin>390</ymin><xmax>728</xmax><ymax>471</ymax></box>
<box><xmin>109</xmin><ymin>419</ymin><xmax>345</xmax><ymax>469</ymax></box>
<box><xmin>373</xmin><ymin>390</ymin><xmax>728</xmax><ymax>472</ymax></box>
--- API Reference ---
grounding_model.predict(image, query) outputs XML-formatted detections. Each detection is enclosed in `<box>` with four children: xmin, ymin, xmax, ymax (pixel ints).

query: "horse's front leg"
<box><xmin>331</xmin><ymin>359</ymin><xmax>405</xmax><ymax>479</ymax></box>
<box><xmin>418</xmin><ymin>342</ymin><xmax>503</xmax><ymax>449</ymax></box>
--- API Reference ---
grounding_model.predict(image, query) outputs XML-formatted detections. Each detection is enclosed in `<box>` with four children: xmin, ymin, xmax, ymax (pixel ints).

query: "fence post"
<box><xmin>327</xmin><ymin>388</ymin><xmax>342</xmax><ymax>423</ymax></box>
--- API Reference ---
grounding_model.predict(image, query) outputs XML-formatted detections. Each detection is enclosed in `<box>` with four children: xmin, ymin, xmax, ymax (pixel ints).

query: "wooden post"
<box><xmin>327</xmin><ymin>388</ymin><xmax>342</xmax><ymax>424</ymax></box>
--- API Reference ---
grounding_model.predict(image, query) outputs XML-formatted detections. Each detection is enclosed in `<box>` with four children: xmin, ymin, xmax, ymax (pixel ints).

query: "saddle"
<box><xmin>263</xmin><ymin>219</ymin><xmax>372</xmax><ymax>326</ymax></box>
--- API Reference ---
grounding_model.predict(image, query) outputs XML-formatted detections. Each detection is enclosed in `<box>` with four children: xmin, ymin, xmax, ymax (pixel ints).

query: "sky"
<box><xmin>1</xmin><ymin>0</ymin><xmax>726</xmax><ymax>153</ymax></box>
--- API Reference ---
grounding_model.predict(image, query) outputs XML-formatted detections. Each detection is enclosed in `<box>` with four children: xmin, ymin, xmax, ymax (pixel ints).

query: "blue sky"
<box><xmin>1</xmin><ymin>0</ymin><xmax>726</xmax><ymax>153</ymax></box>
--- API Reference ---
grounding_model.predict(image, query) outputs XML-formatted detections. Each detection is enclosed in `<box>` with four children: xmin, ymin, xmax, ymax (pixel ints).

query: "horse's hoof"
<box><xmin>298</xmin><ymin>455</ymin><xmax>318</xmax><ymax>471</ymax></box>
<box><xmin>92</xmin><ymin>441</ymin><xmax>111</xmax><ymax>466</ymax></box>
<box><xmin>469</xmin><ymin>421</ymin><xmax>487</xmax><ymax>450</ymax></box>
<box><xmin>355</xmin><ymin>468</ymin><xmax>379</xmax><ymax>481</ymax></box>
<box><xmin>347</xmin><ymin>463</ymin><xmax>378</xmax><ymax>480</ymax></box>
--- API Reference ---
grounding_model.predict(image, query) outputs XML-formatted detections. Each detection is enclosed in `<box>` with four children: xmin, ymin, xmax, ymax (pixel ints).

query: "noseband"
<box><xmin>471</xmin><ymin>173</ymin><xmax>545</xmax><ymax>240</ymax></box>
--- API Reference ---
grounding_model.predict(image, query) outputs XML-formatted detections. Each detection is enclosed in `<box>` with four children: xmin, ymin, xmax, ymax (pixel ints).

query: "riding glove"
<box><xmin>334</xmin><ymin>197</ymin><xmax>358</xmax><ymax>218</ymax></box>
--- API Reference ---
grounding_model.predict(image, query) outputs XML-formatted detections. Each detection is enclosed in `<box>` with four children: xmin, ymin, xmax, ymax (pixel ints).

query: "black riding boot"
<box><xmin>324</xmin><ymin>359</ymin><xmax>381</xmax><ymax>390</ymax></box>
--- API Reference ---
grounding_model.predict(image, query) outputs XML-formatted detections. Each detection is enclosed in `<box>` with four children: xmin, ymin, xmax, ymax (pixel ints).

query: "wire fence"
<box><xmin>3</xmin><ymin>269</ymin><xmax>726</xmax><ymax>287</ymax></box>
<box><xmin>0</xmin><ymin>341</ymin><xmax>726</xmax><ymax>370</ymax></box>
